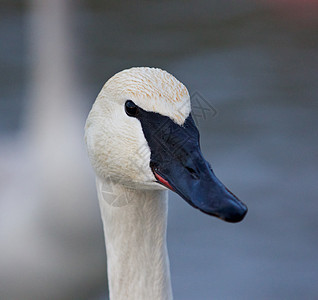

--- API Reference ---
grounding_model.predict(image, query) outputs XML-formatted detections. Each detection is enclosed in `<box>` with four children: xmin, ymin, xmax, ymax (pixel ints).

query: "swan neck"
<box><xmin>96</xmin><ymin>177</ymin><xmax>173</xmax><ymax>300</ymax></box>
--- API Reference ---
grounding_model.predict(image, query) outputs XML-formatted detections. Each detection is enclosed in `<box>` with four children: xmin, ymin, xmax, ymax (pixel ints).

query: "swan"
<box><xmin>0</xmin><ymin>0</ymin><xmax>106</xmax><ymax>298</ymax></box>
<box><xmin>85</xmin><ymin>67</ymin><xmax>248</xmax><ymax>300</ymax></box>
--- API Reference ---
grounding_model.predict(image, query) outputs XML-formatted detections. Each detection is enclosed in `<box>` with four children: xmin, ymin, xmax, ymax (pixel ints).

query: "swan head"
<box><xmin>85</xmin><ymin>67</ymin><xmax>247</xmax><ymax>222</ymax></box>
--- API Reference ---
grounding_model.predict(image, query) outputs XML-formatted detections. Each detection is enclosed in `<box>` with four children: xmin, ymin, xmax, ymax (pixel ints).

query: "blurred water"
<box><xmin>1</xmin><ymin>0</ymin><xmax>317</xmax><ymax>299</ymax></box>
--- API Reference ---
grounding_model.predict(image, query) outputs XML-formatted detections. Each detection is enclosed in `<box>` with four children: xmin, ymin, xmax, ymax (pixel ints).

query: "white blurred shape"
<box><xmin>0</xmin><ymin>0</ymin><xmax>106</xmax><ymax>299</ymax></box>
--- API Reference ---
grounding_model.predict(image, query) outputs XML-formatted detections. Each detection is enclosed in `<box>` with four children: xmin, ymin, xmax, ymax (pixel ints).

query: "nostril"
<box><xmin>186</xmin><ymin>166</ymin><xmax>195</xmax><ymax>173</ymax></box>
<box><xmin>185</xmin><ymin>166</ymin><xmax>199</xmax><ymax>180</ymax></box>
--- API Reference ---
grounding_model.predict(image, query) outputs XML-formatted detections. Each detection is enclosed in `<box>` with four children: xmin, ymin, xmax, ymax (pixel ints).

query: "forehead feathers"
<box><xmin>100</xmin><ymin>67</ymin><xmax>191</xmax><ymax>125</ymax></box>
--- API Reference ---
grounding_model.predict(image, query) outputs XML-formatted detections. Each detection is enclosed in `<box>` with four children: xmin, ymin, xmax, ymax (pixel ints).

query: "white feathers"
<box><xmin>85</xmin><ymin>67</ymin><xmax>191</xmax><ymax>189</ymax></box>
<box><xmin>100</xmin><ymin>67</ymin><xmax>191</xmax><ymax>125</ymax></box>
<box><xmin>85</xmin><ymin>67</ymin><xmax>189</xmax><ymax>300</ymax></box>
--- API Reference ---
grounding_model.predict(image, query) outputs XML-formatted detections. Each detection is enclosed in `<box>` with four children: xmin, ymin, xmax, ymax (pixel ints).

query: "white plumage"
<box><xmin>85</xmin><ymin>67</ymin><xmax>190</xmax><ymax>300</ymax></box>
<box><xmin>86</xmin><ymin>67</ymin><xmax>247</xmax><ymax>300</ymax></box>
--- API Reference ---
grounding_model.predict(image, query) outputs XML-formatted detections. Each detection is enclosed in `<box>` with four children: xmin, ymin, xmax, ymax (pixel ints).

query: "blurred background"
<box><xmin>0</xmin><ymin>0</ymin><xmax>317</xmax><ymax>299</ymax></box>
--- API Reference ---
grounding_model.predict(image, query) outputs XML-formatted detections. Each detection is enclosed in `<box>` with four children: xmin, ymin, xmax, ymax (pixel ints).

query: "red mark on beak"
<box><xmin>153</xmin><ymin>172</ymin><xmax>174</xmax><ymax>191</ymax></box>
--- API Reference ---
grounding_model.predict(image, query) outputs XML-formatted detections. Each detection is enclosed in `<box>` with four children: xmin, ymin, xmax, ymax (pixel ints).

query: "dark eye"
<box><xmin>125</xmin><ymin>100</ymin><xmax>139</xmax><ymax>117</ymax></box>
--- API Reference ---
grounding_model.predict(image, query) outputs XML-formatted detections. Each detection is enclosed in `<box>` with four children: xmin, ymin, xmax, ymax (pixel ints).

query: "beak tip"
<box><xmin>222</xmin><ymin>202</ymin><xmax>248</xmax><ymax>223</ymax></box>
<box><xmin>198</xmin><ymin>200</ymin><xmax>248</xmax><ymax>223</ymax></box>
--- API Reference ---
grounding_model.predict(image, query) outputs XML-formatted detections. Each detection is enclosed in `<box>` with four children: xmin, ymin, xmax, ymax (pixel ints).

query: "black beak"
<box><xmin>138</xmin><ymin>110</ymin><xmax>247</xmax><ymax>223</ymax></box>
<box><xmin>150</xmin><ymin>149</ymin><xmax>247</xmax><ymax>223</ymax></box>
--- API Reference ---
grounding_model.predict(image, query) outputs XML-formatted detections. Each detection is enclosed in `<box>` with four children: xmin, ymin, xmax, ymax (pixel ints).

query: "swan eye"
<box><xmin>125</xmin><ymin>100</ymin><xmax>139</xmax><ymax>117</ymax></box>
